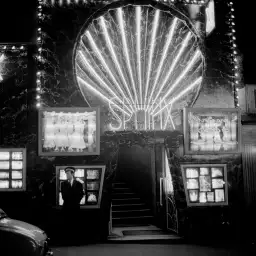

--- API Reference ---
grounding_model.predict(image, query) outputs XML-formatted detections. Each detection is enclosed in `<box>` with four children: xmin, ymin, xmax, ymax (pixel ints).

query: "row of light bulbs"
<box><xmin>227</xmin><ymin>2</ymin><xmax>240</xmax><ymax>108</ymax></box>
<box><xmin>0</xmin><ymin>45</ymin><xmax>25</xmax><ymax>50</ymax></box>
<box><xmin>36</xmin><ymin>0</ymin><xmax>44</xmax><ymax>108</ymax></box>
<box><xmin>40</xmin><ymin>0</ymin><xmax>207</xmax><ymax>6</ymax></box>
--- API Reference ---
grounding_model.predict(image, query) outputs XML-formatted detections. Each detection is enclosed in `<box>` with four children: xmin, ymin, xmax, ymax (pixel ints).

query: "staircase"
<box><xmin>111</xmin><ymin>181</ymin><xmax>154</xmax><ymax>227</ymax></box>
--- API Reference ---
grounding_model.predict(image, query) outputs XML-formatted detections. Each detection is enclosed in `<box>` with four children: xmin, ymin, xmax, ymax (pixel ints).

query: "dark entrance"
<box><xmin>111</xmin><ymin>139</ymin><xmax>178</xmax><ymax>234</ymax></box>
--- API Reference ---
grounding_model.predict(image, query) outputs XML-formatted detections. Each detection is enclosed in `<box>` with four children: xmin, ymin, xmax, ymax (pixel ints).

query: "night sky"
<box><xmin>1</xmin><ymin>0</ymin><xmax>255</xmax><ymax>84</ymax></box>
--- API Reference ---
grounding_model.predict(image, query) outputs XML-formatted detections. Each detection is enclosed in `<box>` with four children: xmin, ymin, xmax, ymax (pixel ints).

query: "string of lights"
<box><xmin>227</xmin><ymin>1</ymin><xmax>241</xmax><ymax>108</ymax></box>
<box><xmin>40</xmin><ymin>0</ymin><xmax>208</xmax><ymax>7</ymax></box>
<box><xmin>36</xmin><ymin>0</ymin><xmax>44</xmax><ymax>108</ymax></box>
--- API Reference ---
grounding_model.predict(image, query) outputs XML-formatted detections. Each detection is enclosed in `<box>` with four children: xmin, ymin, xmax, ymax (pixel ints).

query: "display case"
<box><xmin>38</xmin><ymin>107</ymin><xmax>100</xmax><ymax>156</ymax></box>
<box><xmin>181</xmin><ymin>164</ymin><xmax>228</xmax><ymax>206</ymax></box>
<box><xmin>0</xmin><ymin>148</ymin><xmax>26</xmax><ymax>191</ymax></box>
<box><xmin>184</xmin><ymin>108</ymin><xmax>241</xmax><ymax>154</ymax></box>
<box><xmin>56</xmin><ymin>165</ymin><xmax>105</xmax><ymax>209</ymax></box>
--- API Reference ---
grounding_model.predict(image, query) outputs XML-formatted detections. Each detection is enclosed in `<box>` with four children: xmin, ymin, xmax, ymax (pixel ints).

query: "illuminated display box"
<box><xmin>38</xmin><ymin>107</ymin><xmax>100</xmax><ymax>156</ymax></box>
<box><xmin>56</xmin><ymin>165</ymin><xmax>105</xmax><ymax>209</ymax></box>
<box><xmin>181</xmin><ymin>164</ymin><xmax>228</xmax><ymax>206</ymax></box>
<box><xmin>184</xmin><ymin>108</ymin><xmax>241</xmax><ymax>154</ymax></box>
<box><xmin>0</xmin><ymin>149</ymin><xmax>26</xmax><ymax>191</ymax></box>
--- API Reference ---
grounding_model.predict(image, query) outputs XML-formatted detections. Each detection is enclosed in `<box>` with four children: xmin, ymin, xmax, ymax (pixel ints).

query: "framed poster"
<box><xmin>56</xmin><ymin>165</ymin><xmax>105</xmax><ymax>209</ymax></box>
<box><xmin>38</xmin><ymin>107</ymin><xmax>100</xmax><ymax>156</ymax></box>
<box><xmin>181</xmin><ymin>164</ymin><xmax>228</xmax><ymax>206</ymax></box>
<box><xmin>0</xmin><ymin>148</ymin><xmax>26</xmax><ymax>191</ymax></box>
<box><xmin>184</xmin><ymin>108</ymin><xmax>241</xmax><ymax>154</ymax></box>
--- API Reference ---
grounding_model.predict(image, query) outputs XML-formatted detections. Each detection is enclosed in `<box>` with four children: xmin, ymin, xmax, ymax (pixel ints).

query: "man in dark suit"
<box><xmin>60</xmin><ymin>167</ymin><xmax>84</xmax><ymax>244</ymax></box>
<box><xmin>61</xmin><ymin>167</ymin><xmax>84</xmax><ymax>213</ymax></box>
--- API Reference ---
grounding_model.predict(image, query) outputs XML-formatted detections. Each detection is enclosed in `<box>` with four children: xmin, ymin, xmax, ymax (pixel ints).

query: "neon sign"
<box><xmin>74</xmin><ymin>3</ymin><xmax>204</xmax><ymax>131</ymax></box>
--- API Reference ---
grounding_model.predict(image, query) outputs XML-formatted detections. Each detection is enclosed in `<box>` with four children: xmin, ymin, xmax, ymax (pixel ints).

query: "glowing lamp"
<box><xmin>36</xmin><ymin>95</ymin><xmax>41</xmax><ymax>99</ymax></box>
<box><xmin>36</xmin><ymin>103</ymin><xmax>41</xmax><ymax>108</ymax></box>
<box><xmin>36</xmin><ymin>87</ymin><xmax>41</xmax><ymax>91</ymax></box>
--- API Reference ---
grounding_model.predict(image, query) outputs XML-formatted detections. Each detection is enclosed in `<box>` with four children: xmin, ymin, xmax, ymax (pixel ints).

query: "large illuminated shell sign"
<box><xmin>73</xmin><ymin>0</ymin><xmax>204</xmax><ymax>131</ymax></box>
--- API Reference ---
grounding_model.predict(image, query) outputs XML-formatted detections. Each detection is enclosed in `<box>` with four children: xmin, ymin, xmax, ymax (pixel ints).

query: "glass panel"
<box><xmin>215</xmin><ymin>189</ymin><xmax>225</xmax><ymax>202</ymax></box>
<box><xmin>188</xmin><ymin>190</ymin><xmax>198</xmax><ymax>202</ymax></box>
<box><xmin>0</xmin><ymin>152</ymin><xmax>10</xmax><ymax>160</ymax></box>
<box><xmin>87</xmin><ymin>182</ymin><xmax>100</xmax><ymax>191</ymax></box>
<box><xmin>59</xmin><ymin>192</ymin><xmax>63</xmax><ymax>206</ymax></box>
<box><xmin>87</xmin><ymin>192</ymin><xmax>98</xmax><ymax>203</ymax></box>
<box><xmin>11</xmin><ymin>161</ymin><xmax>23</xmax><ymax>170</ymax></box>
<box><xmin>199</xmin><ymin>176</ymin><xmax>211</xmax><ymax>192</ymax></box>
<box><xmin>0</xmin><ymin>161</ymin><xmax>10</xmax><ymax>170</ymax></box>
<box><xmin>199</xmin><ymin>192</ymin><xmax>207</xmax><ymax>203</ymax></box>
<box><xmin>207</xmin><ymin>192</ymin><xmax>214</xmax><ymax>202</ymax></box>
<box><xmin>59</xmin><ymin>170</ymin><xmax>66</xmax><ymax>180</ymax></box>
<box><xmin>187</xmin><ymin>179</ymin><xmax>199</xmax><ymax>189</ymax></box>
<box><xmin>0</xmin><ymin>172</ymin><xmax>9</xmax><ymax>179</ymax></box>
<box><xmin>186</xmin><ymin>168</ymin><xmax>199</xmax><ymax>178</ymax></box>
<box><xmin>12</xmin><ymin>152</ymin><xmax>23</xmax><ymax>160</ymax></box>
<box><xmin>76</xmin><ymin>178</ymin><xmax>84</xmax><ymax>184</ymax></box>
<box><xmin>11</xmin><ymin>180</ymin><xmax>23</xmax><ymax>189</ymax></box>
<box><xmin>75</xmin><ymin>169</ymin><xmax>84</xmax><ymax>178</ymax></box>
<box><xmin>12</xmin><ymin>171</ymin><xmax>22</xmax><ymax>179</ymax></box>
<box><xmin>86</xmin><ymin>169</ymin><xmax>100</xmax><ymax>180</ymax></box>
<box><xmin>212</xmin><ymin>179</ymin><xmax>225</xmax><ymax>189</ymax></box>
<box><xmin>211</xmin><ymin>167</ymin><xmax>223</xmax><ymax>177</ymax></box>
<box><xmin>200</xmin><ymin>167</ymin><xmax>209</xmax><ymax>175</ymax></box>
<box><xmin>0</xmin><ymin>180</ymin><xmax>9</xmax><ymax>188</ymax></box>
<box><xmin>80</xmin><ymin>195</ymin><xmax>86</xmax><ymax>205</ymax></box>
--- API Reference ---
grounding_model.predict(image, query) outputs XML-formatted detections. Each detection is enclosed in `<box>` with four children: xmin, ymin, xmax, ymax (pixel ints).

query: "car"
<box><xmin>0</xmin><ymin>208</ymin><xmax>53</xmax><ymax>256</ymax></box>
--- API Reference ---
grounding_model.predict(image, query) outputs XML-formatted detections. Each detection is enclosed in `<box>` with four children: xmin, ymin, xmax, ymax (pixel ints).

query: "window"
<box><xmin>181</xmin><ymin>164</ymin><xmax>228</xmax><ymax>206</ymax></box>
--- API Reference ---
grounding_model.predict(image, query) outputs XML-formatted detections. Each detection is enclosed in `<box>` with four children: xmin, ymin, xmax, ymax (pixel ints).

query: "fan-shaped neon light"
<box><xmin>74</xmin><ymin>3</ymin><xmax>204</xmax><ymax>130</ymax></box>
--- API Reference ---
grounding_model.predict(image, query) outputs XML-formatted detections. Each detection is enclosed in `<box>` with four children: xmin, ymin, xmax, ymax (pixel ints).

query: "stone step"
<box><xmin>112</xmin><ymin>198</ymin><xmax>142</xmax><ymax>205</ymax></box>
<box><xmin>112</xmin><ymin>192</ymin><xmax>137</xmax><ymax>199</ymax></box>
<box><xmin>112</xmin><ymin>209</ymin><xmax>152</xmax><ymax>218</ymax></box>
<box><xmin>112</xmin><ymin>215</ymin><xmax>155</xmax><ymax>226</ymax></box>
<box><xmin>112</xmin><ymin>203</ymin><xmax>147</xmax><ymax>211</ymax></box>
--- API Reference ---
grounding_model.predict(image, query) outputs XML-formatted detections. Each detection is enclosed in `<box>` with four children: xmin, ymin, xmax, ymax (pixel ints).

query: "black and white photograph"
<box><xmin>1</xmin><ymin>0</ymin><xmax>256</xmax><ymax>255</ymax></box>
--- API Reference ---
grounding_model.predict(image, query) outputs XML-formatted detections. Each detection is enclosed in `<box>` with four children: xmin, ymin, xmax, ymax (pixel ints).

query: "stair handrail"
<box><xmin>109</xmin><ymin>202</ymin><xmax>112</xmax><ymax>235</ymax></box>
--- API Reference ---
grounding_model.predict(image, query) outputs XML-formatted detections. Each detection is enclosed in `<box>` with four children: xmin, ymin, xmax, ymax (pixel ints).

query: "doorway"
<box><xmin>108</xmin><ymin>141</ymin><xmax>179</xmax><ymax>240</ymax></box>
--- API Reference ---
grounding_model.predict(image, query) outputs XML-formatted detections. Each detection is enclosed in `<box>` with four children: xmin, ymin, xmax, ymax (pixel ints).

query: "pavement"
<box><xmin>51</xmin><ymin>243</ymin><xmax>248</xmax><ymax>256</ymax></box>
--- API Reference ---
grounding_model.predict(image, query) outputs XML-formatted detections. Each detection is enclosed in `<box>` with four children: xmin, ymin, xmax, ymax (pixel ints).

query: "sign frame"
<box><xmin>55</xmin><ymin>165</ymin><xmax>106</xmax><ymax>209</ymax></box>
<box><xmin>183</xmin><ymin>108</ymin><xmax>242</xmax><ymax>155</ymax></box>
<box><xmin>181</xmin><ymin>163</ymin><xmax>228</xmax><ymax>207</ymax></box>
<box><xmin>0</xmin><ymin>148</ymin><xmax>26</xmax><ymax>192</ymax></box>
<box><xmin>38</xmin><ymin>107</ymin><xmax>100</xmax><ymax>156</ymax></box>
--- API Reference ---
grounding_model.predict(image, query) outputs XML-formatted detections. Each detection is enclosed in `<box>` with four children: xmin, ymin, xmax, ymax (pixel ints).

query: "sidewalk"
<box><xmin>51</xmin><ymin>243</ymin><xmax>248</xmax><ymax>256</ymax></box>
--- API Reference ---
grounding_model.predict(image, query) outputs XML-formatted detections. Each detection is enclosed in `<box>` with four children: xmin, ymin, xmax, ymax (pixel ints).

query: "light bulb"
<box><xmin>36</xmin><ymin>102</ymin><xmax>41</xmax><ymax>108</ymax></box>
<box><xmin>36</xmin><ymin>95</ymin><xmax>41</xmax><ymax>99</ymax></box>
<box><xmin>36</xmin><ymin>87</ymin><xmax>41</xmax><ymax>91</ymax></box>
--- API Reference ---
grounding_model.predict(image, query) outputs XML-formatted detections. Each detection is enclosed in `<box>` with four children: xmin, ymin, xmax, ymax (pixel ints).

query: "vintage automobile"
<box><xmin>0</xmin><ymin>208</ymin><xmax>53</xmax><ymax>256</ymax></box>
